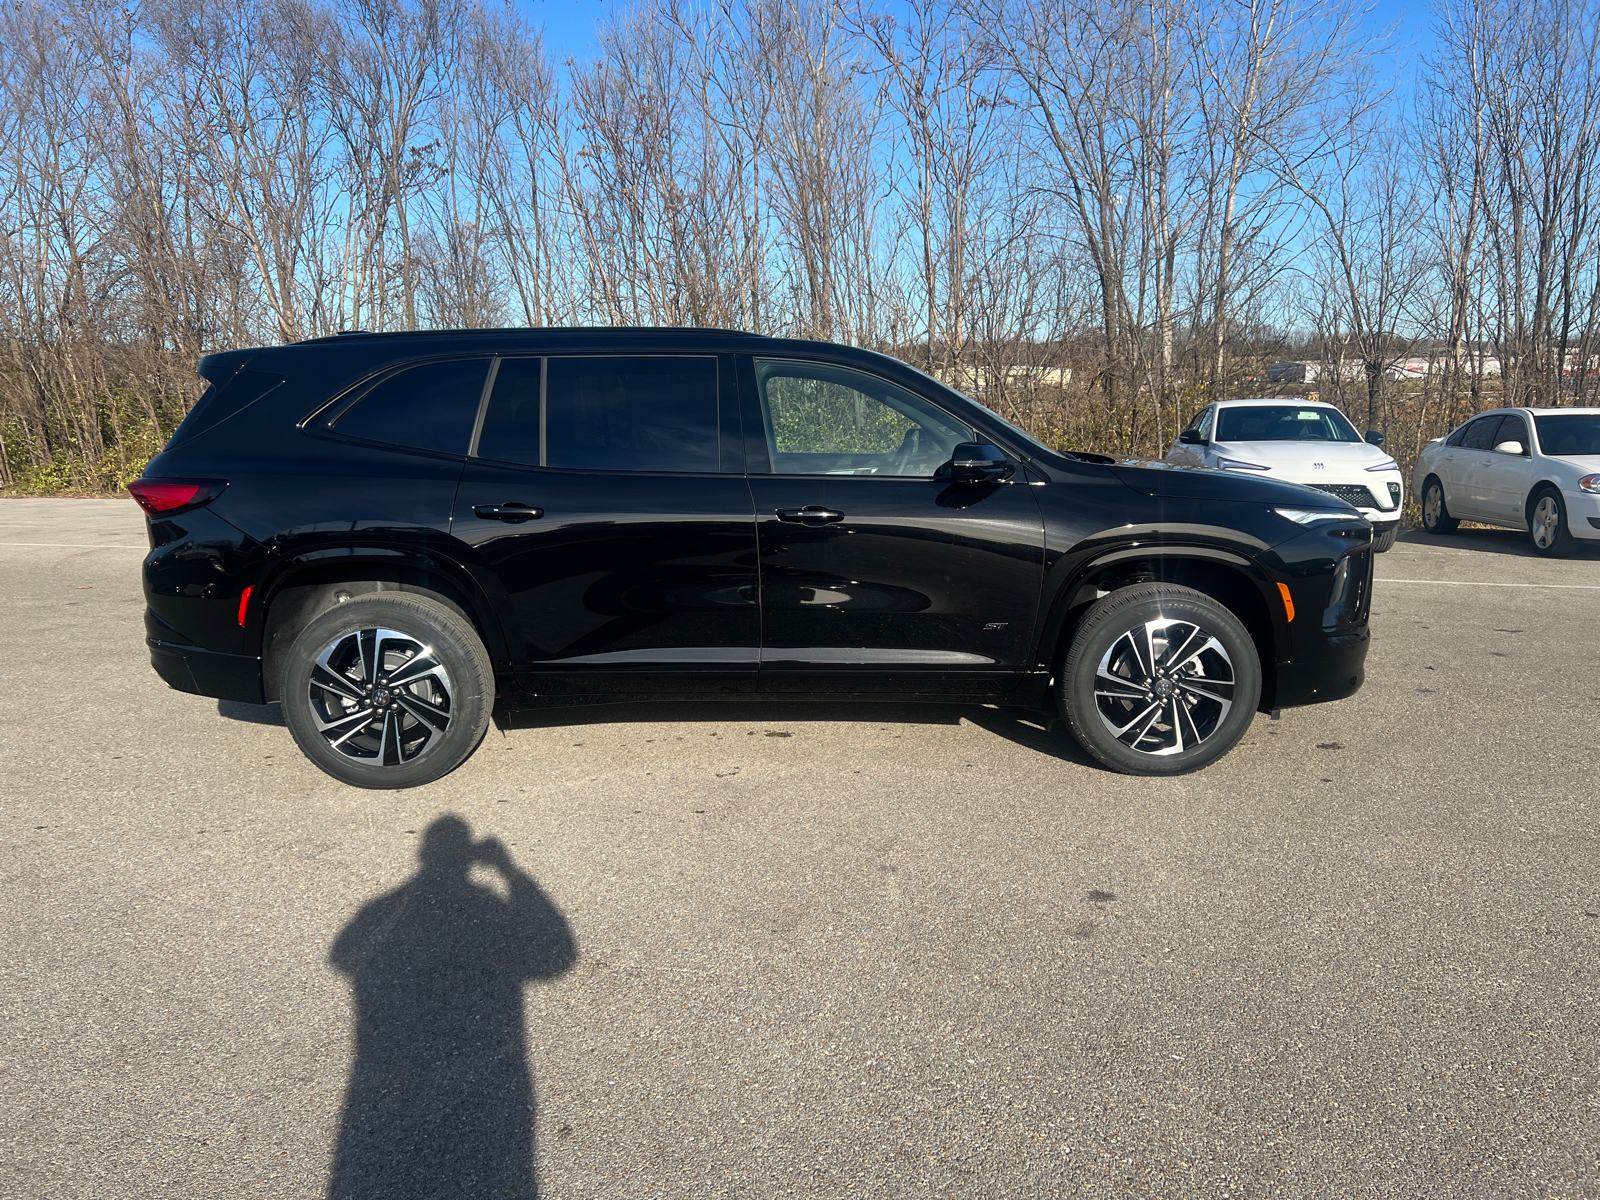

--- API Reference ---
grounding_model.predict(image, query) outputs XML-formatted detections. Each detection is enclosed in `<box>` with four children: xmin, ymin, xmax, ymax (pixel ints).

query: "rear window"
<box><xmin>334</xmin><ymin>359</ymin><xmax>489</xmax><ymax>455</ymax></box>
<box><xmin>1534</xmin><ymin>413</ymin><xmax>1600</xmax><ymax>456</ymax></box>
<box><xmin>474</xmin><ymin>356</ymin><xmax>719</xmax><ymax>473</ymax></box>
<box><xmin>1215</xmin><ymin>405</ymin><xmax>1360</xmax><ymax>443</ymax></box>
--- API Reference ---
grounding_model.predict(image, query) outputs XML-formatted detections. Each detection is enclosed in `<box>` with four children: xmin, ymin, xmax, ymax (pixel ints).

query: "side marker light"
<box><xmin>1276</xmin><ymin>582</ymin><xmax>1295</xmax><ymax>622</ymax></box>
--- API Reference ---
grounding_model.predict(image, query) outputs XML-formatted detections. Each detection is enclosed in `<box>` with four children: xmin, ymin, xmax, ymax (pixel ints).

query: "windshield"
<box><xmin>1216</xmin><ymin>405</ymin><xmax>1361</xmax><ymax>443</ymax></box>
<box><xmin>1534</xmin><ymin>413</ymin><xmax>1600</xmax><ymax>456</ymax></box>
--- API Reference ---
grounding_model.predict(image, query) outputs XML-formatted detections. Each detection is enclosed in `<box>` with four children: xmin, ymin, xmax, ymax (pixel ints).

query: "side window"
<box><xmin>1196</xmin><ymin>405</ymin><xmax>1215</xmax><ymax>440</ymax></box>
<box><xmin>544</xmin><ymin>356</ymin><xmax>719</xmax><ymax>472</ymax></box>
<box><xmin>475</xmin><ymin>358</ymin><xmax>542</xmax><ymax>467</ymax></box>
<box><xmin>334</xmin><ymin>359</ymin><xmax>489</xmax><ymax>455</ymax></box>
<box><xmin>1445</xmin><ymin>424</ymin><xmax>1469</xmax><ymax>447</ymax></box>
<box><xmin>1459</xmin><ymin>415</ymin><xmax>1505</xmax><ymax>451</ymax></box>
<box><xmin>754</xmin><ymin>359</ymin><xmax>972</xmax><ymax>477</ymax></box>
<box><xmin>1494</xmin><ymin>412</ymin><xmax>1529</xmax><ymax>454</ymax></box>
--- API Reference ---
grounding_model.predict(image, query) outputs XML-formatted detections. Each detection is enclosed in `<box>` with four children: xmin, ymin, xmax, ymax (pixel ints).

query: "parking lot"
<box><xmin>3</xmin><ymin>497</ymin><xmax>1598</xmax><ymax>1198</ymax></box>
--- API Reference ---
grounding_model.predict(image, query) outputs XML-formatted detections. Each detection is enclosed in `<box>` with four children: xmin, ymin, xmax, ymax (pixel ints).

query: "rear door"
<box><xmin>741</xmin><ymin>356</ymin><xmax>1045</xmax><ymax>696</ymax></box>
<box><xmin>452</xmin><ymin>353</ymin><xmax>759</xmax><ymax>695</ymax></box>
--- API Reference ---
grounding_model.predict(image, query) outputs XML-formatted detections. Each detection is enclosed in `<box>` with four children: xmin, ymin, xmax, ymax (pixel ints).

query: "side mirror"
<box><xmin>1493</xmin><ymin>440</ymin><xmax>1524</xmax><ymax>456</ymax></box>
<box><xmin>1364</xmin><ymin>430</ymin><xmax>1386</xmax><ymax>446</ymax></box>
<box><xmin>1178</xmin><ymin>428</ymin><xmax>1207</xmax><ymax>445</ymax></box>
<box><xmin>944</xmin><ymin>442</ymin><xmax>1012</xmax><ymax>484</ymax></box>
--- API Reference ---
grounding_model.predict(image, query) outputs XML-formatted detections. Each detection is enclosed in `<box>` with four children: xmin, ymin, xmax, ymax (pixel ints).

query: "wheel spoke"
<box><xmin>1108</xmin><ymin>697</ymin><xmax>1162</xmax><ymax>740</ymax></box>
<box><xmin>386</xmin><ymin>650</ymin><xmax>446</xmax><ymax>687</ymax></box>
<box><xmin>1167</xmin><ymin>634</ymin><xmax>1226</xmax><ymax>678</ymax></box>
<box><xmin>1177</xmin><ymin>677</ymin><xmax>1234</xmax><ymax>704</ymax></box>
<box><xmin>377</xmin><ymin>709</ymin><xmax>403</xmax><ymax>766</ymax></box>
<box><xmin>1158</xmin><ymin>623</ymin><xmax>1207</xmax><ymax>673</ymax></box>
<box><xmin>1120</xmin><ymin>702</ymin><xmax>1166</xmax><ymax>748</ymax></box>
<box><xmin>396</xmin><ymin>691</ymin><xmax>450</xmax><ymax>732</ymax></box>
<box><xmin>317</xmin><ymin>706</ymin><xmax>376</xmax><ymax>743</ymax></box>
<box><xmin>1094</xmin><ymin>668</ymin><xmax>1148</xmax><ymax>700</ymax></box>
<box><xmin>310</xmin><ymin>663</ymin><xmax>365</xmax><ymax>704</ymax></box>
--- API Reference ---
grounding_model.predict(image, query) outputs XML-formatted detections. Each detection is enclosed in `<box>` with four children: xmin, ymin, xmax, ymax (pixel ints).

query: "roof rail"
<box><xmin>296</xmin><ymin>325</ymin><xmax>757</xmax><ymax>344</ymax></box>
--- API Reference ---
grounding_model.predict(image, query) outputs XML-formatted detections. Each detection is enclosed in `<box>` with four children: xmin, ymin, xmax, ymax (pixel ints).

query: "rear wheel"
<box><xmin>1057</xmin><ymin>584</ymin><xmax>1262</xmax><ymax>776</ymax></box>
<box><xmin>1528</xmin><ymin>487</ymin><xmax>1576</xmax><ymax>558</ymax></box>
<box><xmin>1421</xmin><ymin>477</ymin><xmax>1458</xmax><ymax>534</ymax></box>
<box><xmin>282</xmin><ymin>593</ymin><xmax>493</xmax><ymax>789</ymax></box>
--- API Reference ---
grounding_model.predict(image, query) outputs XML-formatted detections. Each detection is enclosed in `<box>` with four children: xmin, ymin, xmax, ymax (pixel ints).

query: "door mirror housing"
<box><xmin>1364</xmin><ymin>430</ymin><xmax>1386</xmax><ymax>446</ymax></box>
<box><xmin>1178</xmin><ymin>428</ymin><xmax>1207</xmax><ymax>445</ymax></box>
<box><xmin>1493</xmin><ymin>440</ymin><xmax>1524</xmax><ymax>456</ymax></box>
<box><xmin>944</xmin><ymin>442</ymin><xmax>1012</xmax><ymax>483</ymax></box>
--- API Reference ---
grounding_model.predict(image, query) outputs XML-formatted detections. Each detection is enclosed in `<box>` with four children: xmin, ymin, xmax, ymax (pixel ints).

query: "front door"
<box><xmin>453</xmin><ymin>353</ymin><xmax>758</xmax><ymax>695</ymax></box>
<box><xmin>741</xmin><ymin>356</ymin><xmax>1045</xmax><ymax>695</ymax></box>
<box><xmin>1452</xmin><ymin>413</ymin><xmax>1507</xmax><ymax>519</ymax></box>
<box><xmin>1476</xmin><ymin>411</ymin><xmax>1534</xmax><ymax>523</ymax></box>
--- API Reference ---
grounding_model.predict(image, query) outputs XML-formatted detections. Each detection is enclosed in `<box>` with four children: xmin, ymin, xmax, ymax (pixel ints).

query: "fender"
<box><xmin>253</xmin><ymin>540</ymin><xmax>515</xmax><ymax>674</ymax></box>
<box><xmin>1031</xmin><ymin>529</ymin><xmax>1289</xmax><ymax>674</ymax></box>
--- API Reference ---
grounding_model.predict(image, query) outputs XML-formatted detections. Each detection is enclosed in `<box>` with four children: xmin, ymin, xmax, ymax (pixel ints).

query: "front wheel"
<box><xmin>281</xmin><ymin>593</ymin><xmax>494</xmax><ymax>789</ymax></box>
<box><xmin>1528</xmin><ymin>487</ymin><xmax>1576</xmax><ymax>558</ymax></box>
<box><xmin>1057</xmin><ymin>584</ymin><xmax>1262</xmax><ymax>776</ymax></box>
<box><xmin>1372</xmin><ymin>526</ymin><xmax>1398</xmax><ymax>553</ymax></box>
<box><xmin>1422</xmin><ymin>477</ymin><xmax>1458</xmax><ymax>534</ymax></box>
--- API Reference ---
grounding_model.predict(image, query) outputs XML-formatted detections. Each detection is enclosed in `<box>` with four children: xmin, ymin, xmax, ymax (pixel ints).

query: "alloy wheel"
<box><xmin>1093</xmin><ymin>617</ymin><xmax>1235</xmax><ymax>757</ymax></box>
<box><xmin>1531</xmin><ymin>495</ymin><xmax>1560</xmax><ymax>550</ymax></box>
<box><xmin>307</xmin><ymin>627</ymin><xmax>453</xmax><ymax>766</ymax></box>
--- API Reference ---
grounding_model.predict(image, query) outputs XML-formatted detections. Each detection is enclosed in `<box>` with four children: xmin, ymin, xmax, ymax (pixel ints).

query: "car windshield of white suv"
<box><xmin>1533</xmin><ymin>413</ymin><xmax>1600</xmax><ymax>456</ymax></box>
<box><xmin>1216</xmin><ymin>406</ymin><xmax>1361</xmax><ymax>442</ymax></box>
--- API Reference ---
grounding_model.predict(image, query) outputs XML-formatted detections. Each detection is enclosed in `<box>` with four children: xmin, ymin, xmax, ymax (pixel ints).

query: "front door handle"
<box><xmin>473</xmin><ymin>502</ymin><xmax>544</xmax><ymax>523</ymax></box>
<box><xmin>776</xmin><ymin>506</ymin><xmax>845</xmax><ymax>525</ymax></box>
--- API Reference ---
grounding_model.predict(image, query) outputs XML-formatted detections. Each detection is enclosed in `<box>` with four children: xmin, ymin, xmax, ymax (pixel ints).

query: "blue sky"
<box><xmin>526</xmin><ymin>0</ymin><xmax>1440</xmax><ymax>68</ymax></box>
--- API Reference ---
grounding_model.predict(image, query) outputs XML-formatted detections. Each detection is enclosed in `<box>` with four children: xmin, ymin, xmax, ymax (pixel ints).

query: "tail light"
<box><xmin>128</xmin><ymin>478</ymin><xmax>227</xmax><ymax>517</ymax></box>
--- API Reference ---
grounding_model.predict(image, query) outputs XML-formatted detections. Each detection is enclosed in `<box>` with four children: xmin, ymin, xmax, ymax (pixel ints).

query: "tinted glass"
<box><xmin>1459</xmin><ymin>415</ymin><xmax>1505</xmax><ymax>451</ymax></box>
<box><xmin>476</xmin><ymin>358</ymin><xmax>543</xmax><ymax>467</ymax></box>
<box><xmin>169</xmin><ymin>370</ymin><xmax>285</xmax><ymax>447</ymax></box>
<box><xmin>1215</xmin><ymin>405</ymin><xmax>1360</xmax><ymax>442</ymax></box>
<box><xmin>335</xmin><ymin>359</ymin><xmax>488</xmax><ymax>454</ymax></box>
<box><xmin>1445</xmin><ymin>423</ymin><xmax>1469</xmax><ymax>447</ymax></box>
<box><xmin>1534</xmin><ymin>413</ymin><xmax>1600</xmax><ymax>456</ymax></box>
<box><xmin>1494</xmin><ymin>413</ymin><xmax>1529</xmax><ymax>453</ymax></box>
<box><xmin>755</xmin><ymin>359</ymin><xmax>971</xmax><ymax>476</ymax></box>
<box><xmin>544</xmin><ymin>356</ymin><xmax>719</xmax><ymax>472</ymax></box>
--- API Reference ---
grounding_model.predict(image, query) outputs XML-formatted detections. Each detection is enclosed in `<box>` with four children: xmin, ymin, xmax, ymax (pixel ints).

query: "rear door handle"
<box><xmin>473</xmin><ymin>502</ymin><xmax>544</xmax><ymax>523</ymax></box>
<box><xmin>776</xmin><ymin>506</ymin><xmax>845</xmax><ymax>524</ymax></box>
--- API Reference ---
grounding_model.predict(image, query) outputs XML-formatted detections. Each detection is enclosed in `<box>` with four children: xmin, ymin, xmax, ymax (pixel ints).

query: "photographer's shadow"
<box><xmin>328</xmin><ymin>815</ymin><xmax>576</xmax><ymax>1200</ymax></box>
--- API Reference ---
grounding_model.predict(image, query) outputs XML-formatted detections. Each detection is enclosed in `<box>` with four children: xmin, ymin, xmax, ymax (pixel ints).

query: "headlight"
<box><xmin>1365</xmin><ymin>458</ymin><xmax>1399</xmax><ymax>472</ymax></box>
<box><xmin>1578</xmin><ymin>474</ymin><xmax>1600</xmax><ymax>493</ymax></box>
<box><xmin>1274</xmin><ymin>507</ymin><xmax>1353</xmax><ymax>525</ymax></box>
<box><xmin>1218</xmin><ymin>457</ymin><xmax>1271</xmax><ymax>471</ymax></box>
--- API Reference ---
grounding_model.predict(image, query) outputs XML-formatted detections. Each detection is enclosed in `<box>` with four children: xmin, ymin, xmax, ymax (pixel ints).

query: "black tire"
<box><xmin>281</xmin><ymin>593</ymin><xmax>493</xmax><ymax>789</ymax></box>
<box><xmin>1421</xmin><ymin>476</ymin><xmax>1458</xmax><ymax>534</ymax></box>
<box><xmin>1057</xmin><ymin>584</ymin><xmax>1262</xmax><ymax>776</ymax></box>
<box><xmin>1372</xmin><ymin>526</ymin><xmax>1398</xmax><ymax>553</ymax></box>
<box><xmin>1528</xmin><ymin>486</ymin><xmax>1577</xmax><ymax>558</ymax></box>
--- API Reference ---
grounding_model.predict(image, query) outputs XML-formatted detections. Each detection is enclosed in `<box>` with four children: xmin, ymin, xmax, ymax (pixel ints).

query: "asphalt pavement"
<box><xmin>2</xmin><ymin>499</ymin><xmax>1597</xmax><ymax>1199</ymax></box>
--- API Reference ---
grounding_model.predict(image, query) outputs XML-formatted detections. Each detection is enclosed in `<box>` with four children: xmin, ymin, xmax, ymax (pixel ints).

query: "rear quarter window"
<box><xmin>333</xmin><ymin>359</ymin><xmax>490</xmax><ymax>455</ymax></box>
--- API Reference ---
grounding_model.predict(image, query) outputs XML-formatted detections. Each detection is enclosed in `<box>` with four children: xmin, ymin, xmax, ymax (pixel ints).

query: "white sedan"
<box><xmin>1412</xmin><ymin>406</ymin><xmax>1600</xmax><ymax>556</ymax></box>
<box><xmin>1166</xmin><ymin>399</ymin><xmax>1404</xmax><ymax>550</ymax></box>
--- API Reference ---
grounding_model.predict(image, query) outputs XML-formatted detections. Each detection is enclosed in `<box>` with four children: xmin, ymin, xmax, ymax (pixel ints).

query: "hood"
<box><xmin>1207</xmin><ymin>439</ymin><xmax>1394</xmax><ymax>472</ymax></box>
<box><xmin>1110</xmin><ymin>457</ymin><xmax>1360</xmax><ymax>511</ymax></box>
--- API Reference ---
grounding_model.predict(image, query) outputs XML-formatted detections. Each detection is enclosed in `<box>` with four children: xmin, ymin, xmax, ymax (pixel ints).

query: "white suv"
<box><xmin>1412</xmin><ymin>407</ymin><xmax>1600</xmax><ymax>556</ymax></box>
<box><xmin>1167</xmin><ymin>399</ymin><xmax>1403</xmax><ymax>550</ymax></box>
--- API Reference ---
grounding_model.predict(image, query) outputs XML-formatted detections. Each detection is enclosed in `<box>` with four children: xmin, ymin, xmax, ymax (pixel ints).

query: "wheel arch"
<box><xmin>256</xmin><ymin>550</ymin><xmax>507</xmax><ymax>702</ymax></box>
<box><xmin>1524</xmin><ymin>480</ymin><xmax>1565</xmax><ymax>525</ymax></box>
<box><xmin>1040</xmin><ymin>547</ymin><xmax>1282</xmax><ymax>712</ymax></box>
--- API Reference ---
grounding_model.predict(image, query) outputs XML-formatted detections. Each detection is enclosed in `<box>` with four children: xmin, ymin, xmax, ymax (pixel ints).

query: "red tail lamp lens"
<box><xmin>127</xmin><ymin>478</ymin><xmax>226</xmax><ymax>516</ymax></box>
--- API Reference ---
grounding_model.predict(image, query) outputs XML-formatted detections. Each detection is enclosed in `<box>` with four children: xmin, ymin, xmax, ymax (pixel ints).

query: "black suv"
<box><xmin>132</xmin><ymin>328</ymin><xmax>1372</xmax><ymax>788</ymax></box>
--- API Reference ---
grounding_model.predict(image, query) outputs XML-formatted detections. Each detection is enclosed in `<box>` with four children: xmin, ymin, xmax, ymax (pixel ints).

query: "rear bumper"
<box><xmin>1269</xmin><ymin>628</ymin><xmax>1369</xmax><ymax>709</ymax></box>
<box><xmin>148</xmin><ymin>638</ymin><xmax>264</xmax><ymax>704</ymax></box>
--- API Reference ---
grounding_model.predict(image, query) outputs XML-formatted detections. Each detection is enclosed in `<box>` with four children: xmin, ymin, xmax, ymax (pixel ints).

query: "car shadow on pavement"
<box><xmin>327</xmin><ymin>814</ymin><xmax>577</xmax><ymax>1200</ymax></box>
<box><xmin>496</xmin><ymin>699</ymin><xmax>1108</xmax><ymax>772</ymax></box>
<box><xmin>1395</xmin><ymin>526</ymin><xmax>1600</xmax><ymax>558</ymax></box>
<box><xmin>216</xmin><ymin>699</ymin><xmax>284</xmax><ymax>725</ymax></box>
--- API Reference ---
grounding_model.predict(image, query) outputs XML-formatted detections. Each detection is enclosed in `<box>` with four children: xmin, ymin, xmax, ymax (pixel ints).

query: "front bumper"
<box><xmin>1270</xmin><ymin>628</ymin><xmax>1369</xmax><ymax>708</ymax></box>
